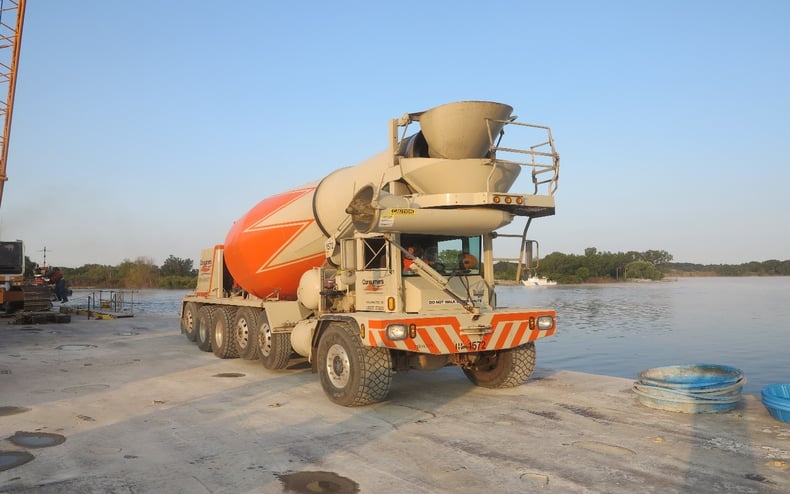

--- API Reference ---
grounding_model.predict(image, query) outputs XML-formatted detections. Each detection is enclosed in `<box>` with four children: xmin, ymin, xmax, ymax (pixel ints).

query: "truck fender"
<box><xmin>310</xmin><ymin>315</ymin><xmax>363</xmax><ymax>370</ymax></box>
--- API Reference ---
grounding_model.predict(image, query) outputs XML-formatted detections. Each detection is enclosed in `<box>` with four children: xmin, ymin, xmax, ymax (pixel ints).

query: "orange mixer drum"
<box><xmin>223</xmin><ymin>185</ymin><xmax>327</xmax><ymax>300</ymax></box>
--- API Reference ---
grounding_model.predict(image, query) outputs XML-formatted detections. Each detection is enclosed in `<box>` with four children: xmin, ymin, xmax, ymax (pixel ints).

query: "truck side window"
<box><xmin>361</xmin><ymin>238</ymin><xmax>388</xmax><ymax>270</ymax></box>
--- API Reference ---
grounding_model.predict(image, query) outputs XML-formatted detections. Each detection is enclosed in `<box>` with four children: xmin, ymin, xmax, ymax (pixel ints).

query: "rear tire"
<box><xmin>257</xmin><ymin>315</ymin><xmax>291</xmax><ymax>370</ymax></box>
<box><xmin>181</xmin><ymin>302</ymin><xmax>199</xmax><ymax>342</ymax></box>
<box><xmin>316</xmin><ymin>323</ymin><xmax>392</xmax><ymax>406</ymax></box>
<box><xmin>233</xmin><ymin>307</ymin><xmax>261</xmax><ymax>360</ymax></box>
<box><xmin>462</xmin><ymin>343</ymin><xmax>536</xmax><ymax>388</ymax></box>
<box><xmin>195</xmin><ymin>306</ymin><xmax>216</xmax><ymax>352</ymax></box>
<box><xmin>212</xmin><ymin>307</ymin><xmax>239</xmax><ymax>359</ymax></box>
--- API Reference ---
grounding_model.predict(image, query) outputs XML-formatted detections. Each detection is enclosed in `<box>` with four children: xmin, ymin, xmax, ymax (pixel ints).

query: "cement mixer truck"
<box><xmin>180</xmin><ymin>101</ymin><xmax>560</xmax><ymax>406</ymax></box>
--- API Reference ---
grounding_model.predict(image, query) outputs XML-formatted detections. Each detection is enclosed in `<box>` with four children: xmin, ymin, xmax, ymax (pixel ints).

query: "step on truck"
<box><xmin>180</xmin><ymin>100</ymin><xmax>560</xmax><ymax>406</ymax></box>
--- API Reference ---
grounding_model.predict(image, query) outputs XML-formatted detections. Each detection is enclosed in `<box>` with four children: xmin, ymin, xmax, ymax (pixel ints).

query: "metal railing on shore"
<box><xmin>85</xmin><ymin>290</ymin><xmax>135</xmax><ymax>315</ymax></box>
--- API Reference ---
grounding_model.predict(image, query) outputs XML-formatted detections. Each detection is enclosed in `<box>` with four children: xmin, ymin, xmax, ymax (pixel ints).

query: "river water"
<box><xmin>498</xmin><ymin>277</ymin><xmax>790</xmax><ymax>395</ymax></box>
<box><xmin>80</xmin><ymin>277</ymin><xmax>789</xmax><ymax>395</ymax></box>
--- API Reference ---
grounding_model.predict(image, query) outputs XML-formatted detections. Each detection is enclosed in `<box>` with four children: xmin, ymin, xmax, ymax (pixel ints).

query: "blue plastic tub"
<box><xmin>637</xmin><ymin>364</ymin><xmax>744</xmax><ymax>391</ymax></box>
<box><xmin>761</xmin><ymin>384</ymin><xmax>790</xmax><ymax>423</ymax></box>
<box><xmin>633</xmin><ymin>364</ymin><xmax>745</xmax><ymax>414</ymax></box>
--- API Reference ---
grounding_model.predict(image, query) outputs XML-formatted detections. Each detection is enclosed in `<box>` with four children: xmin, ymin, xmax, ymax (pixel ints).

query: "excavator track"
<box><xmin>19</xmin><ymin>285</ymin><xmax>53</xmax><ymax>312</ymax></box>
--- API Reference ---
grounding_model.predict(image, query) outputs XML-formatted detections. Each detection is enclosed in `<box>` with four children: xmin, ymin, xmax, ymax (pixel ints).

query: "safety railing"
<box><xmin>487</xmin><ymin>119</ymin><xmax>560</xmax><ymax>197</ymax></box>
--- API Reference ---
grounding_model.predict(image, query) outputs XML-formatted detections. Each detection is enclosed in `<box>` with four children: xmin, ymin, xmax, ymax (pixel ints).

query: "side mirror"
<box><xmin>524</xmin><ymin>240</ymin><xmax>540</xmax><ymax>270</ymax></box>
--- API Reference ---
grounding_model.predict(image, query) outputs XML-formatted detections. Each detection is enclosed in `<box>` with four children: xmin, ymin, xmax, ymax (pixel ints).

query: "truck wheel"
<box><xmin>257</xmin><ymin>316</ymin><xmax>291</xmax><ymax>370</ymax></box>
<box><xmin>212</xmin><ymin>307</ymin><xmax>239</xmax><ymax>359</ymax></box>
<box><xmin>462</xmin><ymin>342</ymin><xmax>536</xmax><ymax>388</ymax></box>
<box><xmin>181</xmin><ymin>302</ymin><xmax>199</xmax><ymax>342</ymax></box>
<box><xmin>233</xmin><ymin>308</ymin><xmax>261</xmax><ymax>360</ymax></box>
<box><xmin>196</xmin><ymin>306</ymin><xmax>216</xmax><ymax>352</ymax></box>
<box><xmin>316</xmin><ymin>323</ymin><xmax>392</xmax><ymax>406</ymax></box>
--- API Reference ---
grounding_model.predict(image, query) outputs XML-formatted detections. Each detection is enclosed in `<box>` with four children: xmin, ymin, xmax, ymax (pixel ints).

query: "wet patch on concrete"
<box><xmin>558</xmin><ymin>403</ymin><xmax>607</xmax><ymax>421</ymax></box>
<box><xmin>277</xmin><ymin>471</ymin><xmax>359</xmax><ymax>493</ymax></box>
<box><xmin>62</xmin><ymin>383</ymin><xmax>110</xmax><ymax>394</ymax></box>
<box><xmin>744</xmin><ymin>473</ymin><xmax>774</xmax><ymax>484</ymax></box>
<box><xmin>56</xmin><ymin>344</ymin><xmax>97</xmax><ymax>351</ymax></box>
<box><xmin>8</xmin><ymin>431</ymin><xmax>66</xmax><ymax>448</ymax></box>
<box><xmin>0</xmin><ymin>406</ymin><xmax>31</xmax><ymax>416</ymax></box>
<box><xmin>213</xmin><ymin>372</ymin><xmax>245</xmax><ymax>378</ymax></box>
<box><xmin>0</xmin><ymin>451</ymin><xmax>35</xmax><ymax>472</ymax></box>
<box><xmin>572</xmin><ymin>440</ymin><xmax>635</xmax><ymax>456</ymax></box>
<box><xmin>526</xmin><ymin>409</ymin><xmax>560</xmax><ymax>420</ymax></box>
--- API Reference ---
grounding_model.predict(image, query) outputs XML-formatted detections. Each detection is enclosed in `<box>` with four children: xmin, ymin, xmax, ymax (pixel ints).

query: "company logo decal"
<box><xmin>362</xmin><ymin>279</ymin><xmax>384</xmax><ymax>291</ymax></box>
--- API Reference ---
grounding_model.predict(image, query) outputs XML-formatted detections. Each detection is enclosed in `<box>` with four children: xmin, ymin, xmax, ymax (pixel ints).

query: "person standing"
<box><xmin>49</xmin><ymin>267</ymin><xmax>68</xmax><ymax>303</ymax></box>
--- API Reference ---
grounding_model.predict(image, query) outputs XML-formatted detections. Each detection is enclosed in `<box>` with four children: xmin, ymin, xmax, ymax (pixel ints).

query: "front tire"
<box><xmin>462</xmin><ymin>343</ymin><xmax>536</xmax><ymax>388</ymax></box>
<box><xmin>316</xmin><ymin>323</ymin><xmax>392</xmax><ymax>406</ymax></box>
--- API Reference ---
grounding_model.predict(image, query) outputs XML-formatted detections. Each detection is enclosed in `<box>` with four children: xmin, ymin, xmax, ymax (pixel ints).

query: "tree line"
<box><xmin>25</xmin><ymin>255</ymin><xmax>197</xmax><ymax>289</ymax></box>
<box><xmin>26</xmin><ymin>249</ymin><xmax>789</xmax><ymax>289</ymax></box>
<box><xmin>495</xmin><ymin>247</ymin><xmax>790</xmax><ymax>283</ymax></box>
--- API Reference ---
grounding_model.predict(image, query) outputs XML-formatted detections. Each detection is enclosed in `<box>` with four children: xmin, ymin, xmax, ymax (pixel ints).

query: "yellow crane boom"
<box><xmin>0</xmin><ymin>0</ymin><xmax>26</xmax><ymax>207</ymax></box>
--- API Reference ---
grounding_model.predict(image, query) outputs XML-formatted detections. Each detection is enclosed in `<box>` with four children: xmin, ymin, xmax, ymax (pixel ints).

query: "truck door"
<box><xmin>354</xmin><ymin>237</ymin><xmax>397</xmax><ymax>312</ymax></box>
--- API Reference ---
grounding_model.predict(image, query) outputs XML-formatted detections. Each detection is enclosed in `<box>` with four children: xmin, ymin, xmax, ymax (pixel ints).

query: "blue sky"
<box><xmin>1</xmin><ymin>1</ymin><xmax>788</xmax><ymax>268</ymax></box>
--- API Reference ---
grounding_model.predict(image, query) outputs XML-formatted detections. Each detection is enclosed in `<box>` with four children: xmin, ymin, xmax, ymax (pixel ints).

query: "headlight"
<box><xmin>386</xmin><ymin>323</ymin><xmax>408</xmax><ymax>340</ymax></box>
<box><xmin>537</xmin><ymin>315</ymin><xmax>554</xmax><ymax>330</ymax></box>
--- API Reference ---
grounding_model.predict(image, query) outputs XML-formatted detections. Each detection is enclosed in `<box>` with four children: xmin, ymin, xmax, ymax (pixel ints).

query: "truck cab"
<box><xmin>314</xmin><ymin>233</ymin><xmax>491</xmax><ymax>315</ymax></box>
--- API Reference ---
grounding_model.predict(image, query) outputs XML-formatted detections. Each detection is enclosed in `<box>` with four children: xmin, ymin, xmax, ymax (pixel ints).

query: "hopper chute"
<box><xmin>396</xmin><ymin>101</ymin><xmax>522</xmax><ymax>195</ymax></box>
<box><xmin>416</xmin><ymin>101</ymin><xmax>514</xmax><ymax>159</ymax></box>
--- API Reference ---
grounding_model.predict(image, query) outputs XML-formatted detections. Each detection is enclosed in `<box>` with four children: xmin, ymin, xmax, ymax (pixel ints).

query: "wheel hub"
<box><xmin>215</xmin><ymin>324</ymin><xmax>223</xmax><ymax>347</ymax></box>
<box><xmin>326</xmin><ymin>343</ymin><xmax>350</xmax><ymax>388</ymax></box>
<box><xmin>236</xmin><ymin>320</ymin><xmax>249</xmax><ymax>349</ymax></box>
<box><xmin>260</xmin><ymin>323</ymin><xmax>272</xmax><ymax>357</ymax></box>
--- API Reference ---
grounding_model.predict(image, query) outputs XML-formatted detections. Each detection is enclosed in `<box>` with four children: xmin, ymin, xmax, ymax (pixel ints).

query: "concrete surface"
<box><xmin>1</xmin><ymin>313</ymin><xmax>788</xmax><ymax>493</ymax></box>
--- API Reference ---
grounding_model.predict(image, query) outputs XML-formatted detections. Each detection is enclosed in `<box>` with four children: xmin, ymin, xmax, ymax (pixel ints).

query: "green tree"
<box><xmin>438</xmin><ymin>249</ymin><xmax>462</xmax><ymax>270</ymax></box>
<box><xmin>625</xmin><ymin>260</ymin><xmax>663</xmax><ymax>280</ymax></box>
<box><xmin>160</xmin><ymin>255</ymin><xmax>194</xmax><ymax>277</ymax></box>
<box><xmin>117</xmin><ymin>257</ymin><xmax>159</xmax><ymax>288</ymax></box>
<box><xmin>24</xmin><ymin>256</ymin><xmax>37</xmax><ymax>278</ymax></box>
<box><xmin>494</xmin><ymin>261</ymin><xmax>518</xmax><ymax>280</ymax></box>
<box><xmin>641</xmin><ymin>250</ymin><xmax>673</xmax><ymax>266</ymax></box>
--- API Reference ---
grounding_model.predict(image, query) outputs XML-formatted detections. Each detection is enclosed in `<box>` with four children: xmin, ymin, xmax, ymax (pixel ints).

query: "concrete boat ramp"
<box><xmin>1</xmin><ymin>314</ymin><xmax>788</xmax><ymax>493</ymax></box>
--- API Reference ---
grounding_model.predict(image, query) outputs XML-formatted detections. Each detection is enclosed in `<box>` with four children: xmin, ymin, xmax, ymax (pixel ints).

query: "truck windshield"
<box><xmin>401</xmin><ymin>234</ymin><xmax>481</xmax><ymax>276</ymax></box>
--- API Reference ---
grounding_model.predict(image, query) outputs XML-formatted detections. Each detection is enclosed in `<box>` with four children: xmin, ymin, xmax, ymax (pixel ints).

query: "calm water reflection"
<box><xmin>499</xmin><ymin>277</ymin><xmax>790</xmax><ymax>395</ymax></box>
